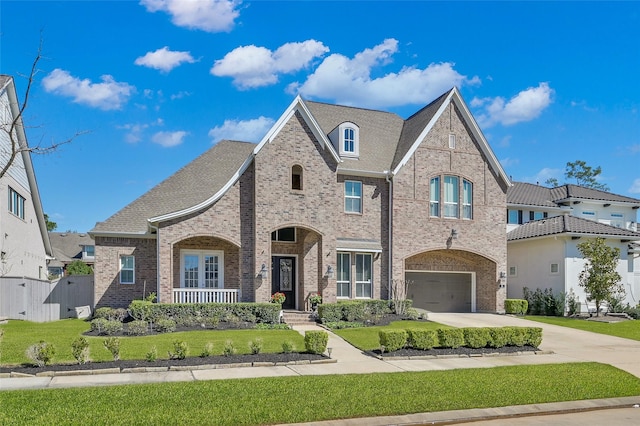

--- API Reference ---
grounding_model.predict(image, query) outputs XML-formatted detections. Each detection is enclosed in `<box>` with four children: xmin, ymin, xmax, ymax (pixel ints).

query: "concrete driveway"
<box><xmin>428</xmin><ymin>313</ymin><xmax>640</xmax><ymax>379</ymax></box>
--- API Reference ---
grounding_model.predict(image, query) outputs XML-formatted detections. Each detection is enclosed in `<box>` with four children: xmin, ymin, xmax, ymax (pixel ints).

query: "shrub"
<box><xmin>323</xmin><ymin>321</ymin><xmax>365</xmax><ymax>329</ymax></box>
<box><xmin>90</xmin><ymin>318</ymin><xmax>109</xmax><ymax>334</ymax></box>
<box><xmin>222</xmin><ymin>340</ymin><xmax>237</xmax><ymax>356</ymax></box>
<box><xmin>504</xmin><ymin>299</ymin><xmax>528</xmax><ymax>315</ymax></box>
<box><xmin>437</xmin><ymin>328</ymin><xmax>464</xmax><ymax>349</ymax></box>
<box><xmin>506</xmin><ymin>327</ymin><xmax>527</xmax><ymax>347</ymax></box>
<box><xmin>155</xmin><ymin>318</ymin><xmax>177</xmax><ymax>333</ymax></box>
<box><xmin>93</xmin><ymin>307</ymin><xmax>114</xmax><ymax>320</ymax></box>
<box><xmin>249</xmin><ymin>338</ymin><xmax>263</xmax><ymax>355</ymax></box>
<box><xmin>126</xmin><ymin>320</ymin><xmax>148</xmax><ymax>336</ymax></box>
<box><xmin>379</xmin><ymin>330</ymin><xmax>407</xmax><ymax>352</ymax></box>
<box><xmin>304</xmin><ymin>330</ymin><xmax>329</xmax><ymax>354</ymax></box>
<box><xmin>174</xmin><ymin>315</ymin><xmax>200</xmax><ymax>328</ymax></box>
<box><xmin>128</xmin><ymin>300</ymin><xmax>155</xmax><ymax>322</ymax></box>
<box><xmin>203</xmin><ymin>316</ymin><xmax>220</xmax><ymax>329</ymax></box>
<box><xmin>523</xmin><ymin>287</ymin><xmax>565</xmax><ymax>316</ymax></box>
<box><xmin>71</xmin><ymin>337</ymin><xmax>90</xmax><ymax>364</ymax></box>
<box><xmin>281</xmin><ymin>340</ymin><xmax>295</xmax><ymax>354</ymax></box>
<box><xmin>201</xmin><ymin>342</ymin><xmax>214</xmax><ymax>358</ymax></box>
<box><xmin>463</xmin><ymin>328</ymin><xmax>491</xmax><ymax>349</ymax></box>
<box><xmin>406</xmin><ymin>329</ymin><xmax>437</xmax><ymax>350</ymax></box>
<box><xmin>624</xmin><ymin>306</ymin><xmax>640</xmax><ymax>319</ymax></box>
<box><xmin>168</xmin><ymin>340</ymin><xmax>188</xmax><ymax>360</ymax></box>
<box><xmin>25</xmin><ymin>341</ymin><xmax>56</xmax><ymax>367</ymax></box>
<box><xmin>342</xmin><ymin>302</ymin><xmax>366</xmax><ymax>322</ymax></box>
<box><xmin>103</xmin><ymin>337</ymin><xmax>120</xmax><ymax>361</ymax></box>
<box><xmin>566</xmin><ymin>289</ymin><xmax>581</xmax><ymax>316</ymax></box>
<box><xmin>318</xmin><ymin>304</ymin><xmax>342</xmax><ymax>323</ymax></box>
<box><xmin>102</xmin><ymin>320</ymin><xmax>123</xmax><ymax>336</ymax></box>
<box><xmin>146</xmin><ymin>346</ymin><xmax>158</xmax><ymax>362</ymax></box>
<box><xmin>488</xmin><ymin>328</ymin><xmax>510</xmax><ymax>348</ymax></box>
<box><xmin>526</xmin><ymin>327</ymin><xmax>543</xmax><ymax>347</ymax></box>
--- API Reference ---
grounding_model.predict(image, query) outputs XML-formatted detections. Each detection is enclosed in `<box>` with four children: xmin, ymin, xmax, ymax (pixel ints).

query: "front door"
<box><xmin>272</xmin><ymin>256</ymin><xmax>296</xmax><ymax>310</ymax></box>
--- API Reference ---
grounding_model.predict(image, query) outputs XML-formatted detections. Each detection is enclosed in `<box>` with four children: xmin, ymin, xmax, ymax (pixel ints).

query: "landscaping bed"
<box><xmin>370</xmin><ymin>344</ymin><xmax>540</xmax><ymax>359</ymax></box>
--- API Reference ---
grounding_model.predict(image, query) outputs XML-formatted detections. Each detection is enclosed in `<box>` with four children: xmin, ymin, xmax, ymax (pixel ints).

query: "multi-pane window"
<box><xmin>344</xmin><ymin>181</ymin><xmax>362</xmax><ymax>213</ymax></box>
<box><xmin>429</xmin><ymin>177</ymin><xmax>440</xmax><ymax>217</ymax></box>
<box><xmin>181</xmin><ymin>251</ymin><xmax>223</xmax><ymax>289</ymax></box>
<box><xmin>120</xmin><ymin>255</ymin><xmax>135</xmax><ymax>284</ymax></box>
<box><xmin>355</xmin><ymin>253</ymin><xmax>372</xmax><ymax>298</ymax></box>
<box><xmin>83</xmin><ymin>245</ymin><xmax>95</xmax><ymax>258</ymax></box>
<box><xmin>272</xmin><ymin>227</ymin><xmax>296</xmax><ymax>242</ymax></box>
<box><xmin>337</xmin><ymin>252</ymin><xmax>351</xmax><ymax>298</ymax></box>
<box><xmin>550</xmin><ymin>263</ymin><xmax>559</xmax><ymax>274</ymax></box>
<box><xmin>8</xmin><ymin>187</ymin><xmax>25</xmax><ymax>219</ymax></box>
<box><xmin>462</xmin><ymin>180</ymin><xmax>472</xmax><ymax>219</ymax></box>
<box><xmin>343</xmin><ymin>128</ymin><xmax>355</xmax><ymax>153</ymax></box>
<box><xmin>443</xmin><ymin>176</ymin><xmax>459</xmax><ymax>218</ymax></box>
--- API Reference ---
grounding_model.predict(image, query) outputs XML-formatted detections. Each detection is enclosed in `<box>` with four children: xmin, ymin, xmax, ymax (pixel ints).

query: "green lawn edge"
<box><xmin>2</xmin><ymin>363</ymin><xmax>639</xmax><ymax>425</ymax></box>
<box><xmin>524</xmin><ymin>316</ymin><xmax>640</xmax><ymax>341</ymax></box>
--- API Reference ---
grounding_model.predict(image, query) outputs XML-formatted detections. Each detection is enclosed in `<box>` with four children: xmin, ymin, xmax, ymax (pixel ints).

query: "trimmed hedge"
<box><xmin>378</xmin><ymin>326</ymin><xmax>543</xmax><ymax>352</ymax></box>
<box><xmin>318</xmin><ymin>300</ymin><xmax>400</xmax><ymax>324</ymax></box>
<box><xmin>127</xmin><ymin>301</ymin><xmax>281</xmax><ymax>325</ymax></box>
<box><xmin>504</xmin><ymin>299</ymin><xmax>528</xmax><ymax>315</ymax></box>
<box><xmin>304</xmin><ymin>330</ymin><xmax>328</xmax><ymax>354</ymax></box>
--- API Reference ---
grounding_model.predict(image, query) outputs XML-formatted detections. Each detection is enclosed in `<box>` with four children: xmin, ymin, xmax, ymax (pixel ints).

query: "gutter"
<box><xmin>385</xmin><ymin>170</ymin><xmax>394</xmax><ymax>300</ymax></box>
<box><xmin>148</xmin><ymin>223</ymin><xmax>160</xmax><ymax>302</ymax></box>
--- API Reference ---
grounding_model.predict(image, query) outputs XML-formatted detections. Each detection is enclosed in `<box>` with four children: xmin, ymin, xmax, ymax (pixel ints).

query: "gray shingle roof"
<box><xmin>91</xmin><ymin>140</ymin><xmax>255</xmax><ymax>234</ymax></box>
<box><xmin>507</xmin><ymin>214</ymin><xmax>640</xmax><ymax>241</ymax></box>
<box><xmin>304</xmin><ymin>101</ymin><xmax>405</xmax><ymax>174</ymax></box>
<box><xmin>49</xmin><ymin>232</ymin><xmax>94</xmax><ymax>266</ymax></box>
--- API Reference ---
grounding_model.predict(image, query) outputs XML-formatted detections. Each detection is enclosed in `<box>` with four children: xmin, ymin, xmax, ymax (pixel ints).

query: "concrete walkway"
<box><xmin>2</xmin><ymin>314</ymin><xmax>640</xmax><ymax>425</ymax></box>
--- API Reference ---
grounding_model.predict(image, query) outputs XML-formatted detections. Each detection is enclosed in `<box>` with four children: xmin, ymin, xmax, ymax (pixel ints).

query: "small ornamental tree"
<box><xmin>66</xmin><ymin>260</ymin><xmax>93</xmax><ymax>275</ymax></box>
<box><xmin>577</xmin><ymin>237</ymin><xmax>623</xmax><ymax>316</ymax></box>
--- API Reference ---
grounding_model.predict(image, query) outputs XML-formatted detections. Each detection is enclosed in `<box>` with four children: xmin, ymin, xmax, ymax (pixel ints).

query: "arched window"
<box><xmin>292</xmin><ymin>165</ymin><xmax>303</xmax><ymax>190</ymax></box>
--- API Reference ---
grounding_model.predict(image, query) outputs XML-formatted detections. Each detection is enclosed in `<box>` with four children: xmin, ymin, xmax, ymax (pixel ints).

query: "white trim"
<box><xmin>119</xmin><ymin>255</ymin><xmax>135</xmax><ymax>285</ymax></box>
<box><xmin>336</xmin><ymin>247</ymin><xmax>383</xmax><ymax>253</ymax></box>
<box><xmin>180</xmin><ymin>249</ymin><xmax>224</xmax><ymax>289</ymax></box>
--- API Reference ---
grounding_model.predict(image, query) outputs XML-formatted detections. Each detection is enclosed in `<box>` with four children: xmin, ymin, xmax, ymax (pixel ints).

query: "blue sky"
<box><xmin>2</xmin><ymin>1</ymin><xmax>639</xmax><ymax>233</ymax></box>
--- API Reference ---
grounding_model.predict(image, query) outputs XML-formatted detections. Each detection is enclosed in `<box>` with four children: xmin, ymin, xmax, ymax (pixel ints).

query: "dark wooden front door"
<box><xmin>272</xmin><ymin>256</ymin><xmax>296</xmax><ymax>310</ymax></box>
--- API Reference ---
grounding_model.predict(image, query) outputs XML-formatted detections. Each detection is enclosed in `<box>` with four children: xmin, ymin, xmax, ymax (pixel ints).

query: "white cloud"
<box><xmin>118</xmin><ymin>118</ymin><xmax>164</xmax><ymax>143</ymax></box>
<box><xmin>42</xmin><ymin>69</ymin><xmax>135</xmax><ymax>110</ymax></box>
<box><xmin>210</xmin><ymin>40</ymin><xmax>329</xmax><ymax>89</ymax></box>
<box><xmin>151</xmin><ymin>130</ymin><xmax>188</xmax><ymax>147</ymax></box>
<box><xmin>526</xmin><ymin>167</ymin><xmax>562</xmax><ymax>186</ymax></box>
<box><xmin>135</xmin><ymin>46</ymin><xmax>196</xmax><ymax>72</ymax></box>
<box><xmin>499</xmin><ymin>157</ymin><xmax>519</xmax><ymax>168</ymax></box>
<box><xmin>140</xmin><ymin>0</ymin><xmax>241</xmax><ymax>32</ymax></box>
<box><xmin>473</xmin><ymin>83</ymin><xmax>554</xmax><ymax>127</ymax></box>
<box><xmin>288</xmin><ymin>39</ymin><xmax>479</xmax><ymax>109</ymax></box>
<box><xmin>629</xmin><ymin>178</ymin><xmax>640</xmax><ymax>194</ymax></box>
<box><xmin>170</xmin><ymin>91</ymin><xmax>191</xmax><ymax>100</ymax></box>
<box><xmin>208</xmin><ymin>116</ymin><xmax>274</xmax><ymax>143</ymax></box>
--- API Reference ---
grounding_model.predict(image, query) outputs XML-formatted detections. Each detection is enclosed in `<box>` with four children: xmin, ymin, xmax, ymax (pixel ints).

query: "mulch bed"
<box><xmin>370</xmin><ymin>345</ymin><xmax>539</xmax><ymax>358</ymax></box>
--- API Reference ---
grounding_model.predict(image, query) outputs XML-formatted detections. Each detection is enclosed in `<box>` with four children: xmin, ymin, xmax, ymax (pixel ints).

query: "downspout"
<box><xmin>148</xmin><ymin>223</ymin><xmax>160</xmax><ymax>302</ymax></box>
<box><xmin>385</xmin><ymin>171</ymin><xmax>394</xmax><ymax>300</ymax></box>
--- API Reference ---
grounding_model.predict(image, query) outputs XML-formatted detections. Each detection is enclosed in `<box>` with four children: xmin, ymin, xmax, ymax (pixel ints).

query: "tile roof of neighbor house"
<box><xmin>508</xmin><ymin>182</ymin><xmax>640</xmax><ymax>208</ymax></box>
<box><xmin>48</xmin><ymin>232</ymin><xmax>94</xmax><ymax>267</ymax></box>
<box><xmin>507</xmin><ymin>214</ymin><xmax>640</xmax><ymax>241</ymax></box>
<box><xmin>304</xmin><ymin>100</ymin><xmax>405</xmax><ymax>174</ymax></box>
<box><xmin>91</xmin><ymin>140</ymin><xmax>256</xmax><ymax>234</ymax></box>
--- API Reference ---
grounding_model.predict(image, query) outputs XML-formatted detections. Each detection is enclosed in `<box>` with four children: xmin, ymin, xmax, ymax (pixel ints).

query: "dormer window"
<box><xmin>331</xmin><ymin>122</ymin><xmax>359</xmax><ymax>158</ymax></box>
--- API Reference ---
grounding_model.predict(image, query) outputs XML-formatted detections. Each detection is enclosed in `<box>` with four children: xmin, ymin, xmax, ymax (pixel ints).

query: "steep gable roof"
<box><xmin>507</xmin><ymin>214</ymin><xmax>640</xmax><ymax>241</ymax></box>
<box><xmin>90</xmin><ymin>140</ymin><xmax>255</xmax><ymax>235</ymax></box>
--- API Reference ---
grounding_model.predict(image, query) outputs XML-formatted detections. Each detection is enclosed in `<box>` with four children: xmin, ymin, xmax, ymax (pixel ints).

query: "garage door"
<box><xmin>405</xmin><ymin>272</ymin><xmax>472</xmax><ymax>312</ymax></box>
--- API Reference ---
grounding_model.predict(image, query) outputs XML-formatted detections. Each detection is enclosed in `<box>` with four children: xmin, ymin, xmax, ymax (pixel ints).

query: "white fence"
<box><xmin>0</xmin><ymin>275</ymin><xmax>94</xmax><ymax>322</ymax></box>
<box><xmin>173</xmin><ymin>288</ymin><xmax>239</xmax><ymax>304</ymax></box>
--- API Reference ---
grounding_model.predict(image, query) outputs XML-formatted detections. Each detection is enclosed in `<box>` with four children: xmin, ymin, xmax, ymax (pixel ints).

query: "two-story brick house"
<box><xmin>506</xmin><ymin>182</ymin><xmax>640</xmax><ymax>310</ymax></box>
<box><xmin>90</xmin><ymin>88</ymin><xmax>511</xmax><ymax>312</ymax></box>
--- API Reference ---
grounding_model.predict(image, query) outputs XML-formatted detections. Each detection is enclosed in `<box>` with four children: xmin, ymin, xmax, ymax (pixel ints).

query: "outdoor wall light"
<box><xmin>260</xmin><ymin>263</ymin><xmax>268</xmax><ymax>279</ymax></box>
<box><xmin>450</xmin><ymin>229</ymin><xmax>458</xmax><ymax>239</ymax></box>
<box><xmin>499</xmin><ymin>271</ymin><xmax>506</xmax><ymax>279</ymax></box>
<box><xmin>326</xmin><ymin>265</ymin><xmax>334</xmax><ymax>279</ymax></box>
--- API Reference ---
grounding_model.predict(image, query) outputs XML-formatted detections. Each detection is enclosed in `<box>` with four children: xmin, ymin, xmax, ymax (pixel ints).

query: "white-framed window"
<box><xmin>338</xmin><ymin>122</ymin><xmax>359</xmax><ymax>158</ymax></box>
<box><xmin>355</xmin><ymin>253</ymin><xmax>372</xmax><ymax>298</ymax></box>
<box><xmin>344</xmin><ymin>180</ymin><xmax>362</xmax><ymax>214</ymax></box>
<box><xmin>272</xmin><ymin>227</ymin><xmax>296</xmax><ymax>242</ymax></box>
<box><xmin>529</xmin><ymin>211</ymin><xmax>546</xmax><ymax>221</ymax></box>
<box><xmin>120</xmin><ymin>255</ymin><xmax>135</xmax><ymax>284</ymax></box>
<box><xmin>581</xmin><ymin>210</ymin><xmax>596</xmax><ymax>218</ymax></box>
<box><xmin>443</xmin><ymin>175</ymin><xmax>459</xmax><ymax>218</ymax></box>
<box><xmin>430</xmin><ymin>177</ymin><xmax>440</xmax><ymax>217</ymax></box>
<box><xmin>448</xmin><ymin>134</ymin><xmax>456</xmax><ymax>149</ymax></box>
<box><xmin>8</xmin><ymin>187</ymin><xmax>25</xmax><ymax>219</ymax></box>
<box><xmin>83</xmin><ymin>245</ymin><xmax>95</xmax><ymax>259</ymax></box>
<box><xmin>337</xmin><ymin>252</ymin><xmax>351</xmax><ymax>298</ymax></box>
<box><xmin>610</xmin><ymin>212</ymin><xmax>624</xmax><ymax>228</ymax></box>
<box><xmin>550</xmin><ymin>263</ymin><xmax>559</xmax><ymax>275</ymax></box>
<box><xmin>509</xmin><ymin>266</ymin><xmax>517</xmax><ymax>277</ymax></box>
<box><xmin>508</xmin><ymin>209</ymin><xmax>522</xmax><ymax>224</ymax></box>
<box><xmin>462</xmin><ymin>179</ymin><xmax>473</xmax><ymax>219</ymax></box>
<box><xmin>181</xmin><ymin>250</ymin><xmax>224</xmax><ymax>289</ymax></box>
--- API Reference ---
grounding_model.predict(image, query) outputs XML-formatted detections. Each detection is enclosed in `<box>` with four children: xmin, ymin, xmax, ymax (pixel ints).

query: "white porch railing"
<box><xmin>172</xmin><ymin>288</ymin><xmax>239</xmax><ymax>304</ymax></box>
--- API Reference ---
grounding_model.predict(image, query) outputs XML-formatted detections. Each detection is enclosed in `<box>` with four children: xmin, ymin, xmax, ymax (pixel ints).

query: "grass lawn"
<box><xmin>1</xmin><ymin>362</ymin><xmax>639</xmax><ymax>425</ymax></box>
<box><xmin>333</xmin><ymin>320</ymin><xmax>450</xmax><ymax>351</ymax></box>
<box><xmin>0</xmin><ymin>319</ymin><xmax>306</xmax><ymax>365</ymax></box>
<box><xmin>525</xmin><ymin>316</ymin><xmax>640</xmax><ymax>341</ymax></box>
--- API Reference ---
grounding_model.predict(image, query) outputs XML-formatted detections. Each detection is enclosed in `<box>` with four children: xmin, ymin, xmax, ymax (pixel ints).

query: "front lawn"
<box><xmin>333</xmin><ymin>320</ymin><xmax>449</xmax><ymax>351</ymax></box>
<box><xmin>525</xmin><ymin>316</ymin><xmax>640</xmax><ymax>341</ymax></box>
<box><xmin>2</xmin><ymin>363</ymin><xmax>639</xmax><ymax>425</ymax></box>
<box><xmin>0</xmin><ymin>319</ymin><xmax>306</xmax><ymax>366</ymax></box>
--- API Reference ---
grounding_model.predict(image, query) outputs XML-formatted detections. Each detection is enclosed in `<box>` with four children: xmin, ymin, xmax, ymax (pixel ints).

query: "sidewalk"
<box><xmin>2</xmin><ymin>315</ymin><xmax>640</xmax><ymax>425</ymax></box>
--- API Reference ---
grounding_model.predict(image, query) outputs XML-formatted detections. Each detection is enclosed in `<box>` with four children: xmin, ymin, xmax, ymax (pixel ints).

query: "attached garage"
<box><xmin>405</xmin><ymin>271</ymin><xmax>475</xmax><ymax>312</ymax></box>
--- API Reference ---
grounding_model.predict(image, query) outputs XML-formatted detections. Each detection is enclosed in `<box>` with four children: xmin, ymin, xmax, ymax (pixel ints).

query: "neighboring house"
<box><xmin>47</xmin><ymin>232</ymin><xmax>95</xmax><ymax>278</ymax></box>
<box><xmin>506</xmin><ymin>182</ymin><xmax>640</xmax><ymax>310</ymax></box>
<box><xmin>0</xmin><ymin>75</ymin><xmax>52</xmax><ymax>280</ymax></box>
<box><xmin>90</xmin><ymin>88</ymin><xmax>511</xmax><ymax>312</ymax></box>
